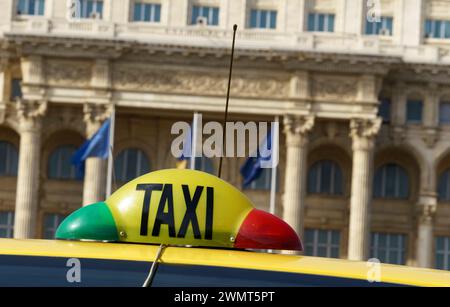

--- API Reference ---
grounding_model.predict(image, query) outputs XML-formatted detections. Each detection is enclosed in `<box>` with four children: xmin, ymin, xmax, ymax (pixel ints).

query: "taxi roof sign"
<box><xmin>56</xmin><ymin>169</ymin><xmax>302</xmax><ymax>251</ymax></box>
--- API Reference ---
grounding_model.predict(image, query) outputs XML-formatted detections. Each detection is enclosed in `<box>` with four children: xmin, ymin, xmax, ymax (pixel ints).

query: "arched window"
<box><xmin>373</xmin><ymin>163</ymin><xmax>409</xmax><ymax>199</ymax></box>
<box><xmin>0</xmin><ymin>141</ymin><xmax>18</xmax><ymax>177</ymax></box>
<box><xmin>438</xmin><ymin>169</ymin><xmax>450</xmax><ymax>201</ymax></box>
<box><xmin>307</xmin><ymin>160</ymin><xmax>343</xmax><ymax>195</ymax></box>
<box><xmin>115</xmin><ymin>148</ymin><xmax>151</xmax><ymax>182</ymax></box>
<box><xmin>48</xmin><ymin>145</ymin><xmax>78</xmax><ymax>180</ymax></box>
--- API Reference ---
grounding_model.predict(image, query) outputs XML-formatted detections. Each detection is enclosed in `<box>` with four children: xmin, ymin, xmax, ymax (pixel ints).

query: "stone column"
<box><xmin>82</xmin><ymin>104</ymin><xmax>110</xmax><ymax>206</ymax></box>
<box><xmin>416</xmin><ymin>194</ymin><xmax>437</xmax><ymax>268</ymax></box>
<box><xmin>282</xmin><ymin>115</ymin><xmax>315</xmax><ymax>240</ymax></box>
<box><xmin>348</xmin><ymin>118</ymin><xmax>381</xmax><ymax>261</ymax></box>
<box><xmin>14</xmin><ymin>100</ymin><xmax>47</xmax><ymax>239</ymax></box>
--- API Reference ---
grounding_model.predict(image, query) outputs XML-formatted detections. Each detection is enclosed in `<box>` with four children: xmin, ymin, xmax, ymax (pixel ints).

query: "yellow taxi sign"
<box><xmin>56</xmin><ymin>169</ymin><xmax>302</xmax><ymax>251</ymax></box>
<box><xmin>107</xmin><ymin>169</ymin><xmax>252</xmax><ymax>247</ymax></box>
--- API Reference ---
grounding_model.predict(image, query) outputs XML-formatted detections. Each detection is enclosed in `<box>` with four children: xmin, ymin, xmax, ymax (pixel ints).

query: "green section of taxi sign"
<box><xmin>55</xmin><ymin>202</ymin><xmax>119</xmax><ymax>241</ymax></box>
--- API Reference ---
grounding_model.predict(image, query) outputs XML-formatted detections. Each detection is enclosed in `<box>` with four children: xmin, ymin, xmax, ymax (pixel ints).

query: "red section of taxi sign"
<box><xmin>234</xmin><ymin>209</ymin><xmax>303</xmax><ymax>251</ymax></box>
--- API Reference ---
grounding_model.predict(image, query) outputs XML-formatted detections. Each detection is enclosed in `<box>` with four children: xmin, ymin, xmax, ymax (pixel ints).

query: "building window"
<box><xmin>249</xmin><ymin>9</ymin><xmax>277</xmax><ymax>29</ymax></box>
<box><xmin>10</xmin><ymin>79</ymin><xmax>22</xmax><ymax>101</ymax></box>
<box><xmin>378</xmin><ymin>98</ymin><xmax>391</xmax><ymax>123</ymax></box>
<box><xmin>191</xmin><ymin>5</ymin><xmax>219</xmax><ymax>26</ymax></box>
<box><xmin>133</xmin><ymin>2</ymin><xmax>161</xmax><ymax>22</ymax></box>
<box><xmin>43</xmin><ymin>213</ymin><xmax>66</xmax><ymax>239</ymax></box>
<box><xmin>439</xmin><ymin>102</ymin><xmax>450</xmax><ymax>124</ymax></box>
<box><xmin>307</xmin><ymin>160</ymin><xmax>343</xmax><ymax>195</ymax></box>
<box><xmin>365</xmin><ymin>16</ymin><xmax>393</xmax><ymax>36</ymax></box>
<box><xmin>304</xmin><ymin>229</ymin><xmax>340</xmax><ymax>258</ymax></box>
<box><xmin>425</xmin><ymin>19</ymin><xmax>450</xmax><ymax>39</ymax></box>
<box><xmin>17</xmin><ymin>0</ymin><xmax>45</xmax><ymax>16</ymax></box>
<box><xmin>48</xmin><ymin>145</ymin><xmax>78</xmax><ymax>180</ymax></box>
<box><xmin>370</xmin><ymin>232</ymin><xmax>406</xmax><ymax>265</ymax></box>
<box><xmin>438</xmin><ymin>169</ymin><xmax>450</xmax><ymax>201</ymax></box>
<box><xmin>374</xmin><ymin>164</ymin><xmax>409</xmax><ymax>199</ymax></box>
<box><xmin>307</xmin><ymin>13</ymin><xmax>335</xmax><ymax>32</ymax></box>
<box><xmin>78</xmin><ymin>0</ymin><xmax>103</xmax><ymax>19</ymax></box>
<box><xmin>436</xmin><ymin>236</ymin><xmax>450</xmax><ymax>270</ymax></box>
<box><xmin>0</xmin><ymin>141</ymin><xmax>18</xmax><ymax>177</ymax></box>
<box><xmin>115</xmin><ymin>148</ymin><xmax>151</xmax><ymax>182</ymax></box>
<box><xmin>184</xmin><ymin>157</ymin><xmax>215</xmax><ymax>175</ymax></box>
<box><xmin>406</xmin><ymin>100</ymin><xmax>423</xmax><ymax>124</ymax></box>
<box><xmin>0</xmin><ymin>211</ymin><xmax>14</xmax><ymax>238</ymax></box>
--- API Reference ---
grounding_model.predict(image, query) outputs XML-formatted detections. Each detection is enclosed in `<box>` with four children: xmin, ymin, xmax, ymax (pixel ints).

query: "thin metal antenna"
<box><xmin>218</xmin><ymin>24</ymin><xmax>238</xmax><ymax>178</ymax></box>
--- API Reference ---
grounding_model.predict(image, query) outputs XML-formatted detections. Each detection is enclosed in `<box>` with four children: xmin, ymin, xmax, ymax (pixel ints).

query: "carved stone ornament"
<box><xmin>47</xmin><ymin>60</ymin><xmax>91</xmax><ymax>87</ymax></box>
<box><xmin>422</xmin><ymin>127</ymin><xmax>439</xmax><ymax>148</ymax></box>
<box><xmin>311</xmin><ymin>75</ymin><xmax>357</xmax><ymax>101</ymax></box>
<box><xmin>349</xmin><ymin>118</ymin><xmax>382</xmax><ymax>150</ymax></box>
<box><xmin>15</xmin><ymin>99</ymin><xmax>48</xmax><ymax>132</ymax></box>
<box><xmin>83</xmin><ymin>103</ymin><xmax>113</xmax><ymax>136</ymax></box>
<box><xmin>283</xmin><ymin>115</ymin><xmax>315</xmax><ymax>146</ymax></box>
<box><xmin>112</xmin><ymin>66</ymin><xmax>290</xmax><ymax>98</ymax></box>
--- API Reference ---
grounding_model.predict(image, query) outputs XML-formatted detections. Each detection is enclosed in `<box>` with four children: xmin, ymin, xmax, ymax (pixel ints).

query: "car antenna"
<box><xmin>217</xmin><ymin>24</ymin><xmax>238</xmax><ymax>178</ymax></box>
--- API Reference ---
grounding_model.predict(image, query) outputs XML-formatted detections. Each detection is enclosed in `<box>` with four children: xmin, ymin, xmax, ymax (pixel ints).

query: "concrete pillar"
<box><xmin>348</xmin><ymin>118</ymin><xmax>381</xmax><ymax>261</ymax></box>
<box><xmin>14</xmin><ymin>100</ymin><xmax>47</xmax><ymax>239</ymax></box>
<box><xmin>282</xmin><ymin>115</ymin><xmax>314</xmax><ymax>240</ymax></box>
<box><xmin>82</xmin><ymin>104</ymin><xmax>109</xmax><ymax>206</ymax></box>
<box><xmin>416</xmin><ymin>194</ymin><xmax>437</xmax><ymax>268</ymax></box>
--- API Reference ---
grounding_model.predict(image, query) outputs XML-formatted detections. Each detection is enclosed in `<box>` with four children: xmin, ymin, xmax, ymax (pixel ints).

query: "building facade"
<box><xmin>1</xmin><ymin>0</ymin><xmax>450</xmax><ymax>270</ymax></box>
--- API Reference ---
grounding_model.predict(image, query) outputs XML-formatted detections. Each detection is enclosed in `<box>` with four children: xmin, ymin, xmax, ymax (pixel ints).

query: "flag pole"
<box><xmin>190</xmin><ymin>112</ymin><xmax>199</xmax><ymax>170</ymax></box>
<box><xmin>269</xmin><ymin>116</ymin><xmax>279</xmax><ymax>215</ymax></box>
<box><xmin>106</xmin><ymin>105</ymin><xmax>116</xmax><ymax>198</ymax></box>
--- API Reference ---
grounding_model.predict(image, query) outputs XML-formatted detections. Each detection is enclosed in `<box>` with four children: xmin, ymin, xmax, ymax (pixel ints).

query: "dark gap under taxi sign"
<box><xmin>55</xmin><ymin>169</ymin><xmax>302</xmax><ymax>251</ymax></box>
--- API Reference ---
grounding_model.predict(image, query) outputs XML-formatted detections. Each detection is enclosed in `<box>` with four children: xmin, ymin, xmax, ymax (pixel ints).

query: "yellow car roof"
<box><xmin>1</xmin><ymin>239</ymin><xmax>449</xmax><ymax>287</ymax></box>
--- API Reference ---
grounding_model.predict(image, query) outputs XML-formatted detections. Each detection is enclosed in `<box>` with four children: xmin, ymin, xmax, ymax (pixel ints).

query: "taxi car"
<box><xmin>0</xmin><ymin>169</ymin><xmax>449</xmax><ymax>287</ymax></box>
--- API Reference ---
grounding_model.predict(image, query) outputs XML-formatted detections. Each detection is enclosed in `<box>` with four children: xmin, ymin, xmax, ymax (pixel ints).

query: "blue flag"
<box><xmin>72</xmin><ymin>119</ymin><xmax>111</xmax><ymax>178</ymax></box>
<box><xmin>240</xmin><ymin>130</ymin><xmax>273</xmax><ymax>188</ymax></box>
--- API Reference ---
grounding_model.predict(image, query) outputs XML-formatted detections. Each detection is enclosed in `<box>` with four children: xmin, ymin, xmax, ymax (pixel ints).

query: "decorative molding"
<box><xmin>83</xmin><ymin>103</ymin><xmax>112</xmax><ymax>137</ymax></box>
<box><xmin>349</xmin><ymin>118</ymin><xmax>382</xmax><ymax>150</ymax></box>
<box><xmin>47</xmin><ymin>60</ymin><xmax>91</xmax><ymax>87</ymax></box>
<box><xmin>112</xmin><ymin>66</ymin><xmax>290</xmax><ymax>98</ymax></box>
<box><xmin>416</xmin><ymin>193</ymin><xmax>437</xmax><ymax>224</ymax></box>
<box><xmin>283</xmin><ymin>115</ymin><xmax>315</xmax><ymax>147</ymax></box>
<box><xmin>422</xmin><ymin>127</ymin><xmax>439</xmax><ymax>148</ymax></box>
<box><xmin>311</xmin><ymin>75</ymin><xmax>357</xmax><ymax>101</ymax></box>
<box><xmin>390</xmin><ymin>125</ymin><xmax>407</xmax><ymax>145</ymax></box>
<box><xmin>15</xmin><ymin>99</ymin><xmax>47</xmax><ymax>132</ymax></box>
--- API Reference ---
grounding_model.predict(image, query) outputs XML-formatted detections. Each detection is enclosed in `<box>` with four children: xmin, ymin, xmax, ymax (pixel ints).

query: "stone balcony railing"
<box><xmin>3</xmin><ymin>18</ymin><xmax>450</xmax><ymax>64</ymax></box>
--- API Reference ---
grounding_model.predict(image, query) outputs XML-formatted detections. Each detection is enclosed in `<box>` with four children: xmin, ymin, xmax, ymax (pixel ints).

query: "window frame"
<box><xmin>373</xmin><ymin>163</ymin><xmax>410</xmax><ymax>200</ymax></box>
<box><xmin>304</xmin><ymin>229</ymin><xmax>341</xmax><ymax>259</ymax></box>
<box><xmin>370</xmin><ymin>232</ymin><xmax>407</xmax><ymax>265</ymax></box>
<box><xmin>307</xmin><ymin>160</ymin><xmax>344</xmax><ymax>196</ymax></box>
<box><xmin>114</xmin><ymin>148</ymin><xmax>151</xmax><ymax>183</ymax></box>
<box><xmin>190</xmin><ymin>5</ymin><xmax>220</xmax><ymax>26</ymax></box>
<box><xmin>132</xmin><ymin>1</ymin><xmax>161</xmax><ymax>23</ymax></box>
<box><xmin>307</xmin><ymin>12</ymin><xmax>335</xmax><ymax>33</ymax></box>
<box><xmin>406</xmin><ymin>99</ymin><xmax>423</xmax><ymax>124</ymax></box>
<box><xmin>0</xmin><ymin>211</ymin><xmax>14</xmax><ymax>238</ymax></box>
<box><xmin>77</xmin><ymin>0</ymin><xmax>104</xmax><ymax>19</ymax></box>
<box><xmin>435</xmin><ymin>236</ymin><xmax>450</xmax><ymax>270</ymax></box>
<box><xmin>0</xmin><ymin>141</ymin><xmax>19</xmax><ymax>177</ymax></box>
<box><xmin>365</xmin><ymin>16</ymin><xmax>393</xmax><ymax>36</ymax></box>
<box><xmin>439</xmin><ymin>101</ymin><xmax>450</xmax><ymax>124</ymax></box>
<box><xmin>425</xmin><ymin>19</ymin><xmax>450</xmax><ymax>39</ymax></box>
<box><xmin>16</xmin><ymin>0</ymin><xmax>45</xmax><ymax>16</ymax></box>
<box><xmin>249</xmin><ymin>9</ymin><xmax>277</xmax><ymax>30</ymax></box>
<box><xmin>47</xmin><ymin>145</ymin><xmax>78</xmax><ymax>181</ymax></box>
